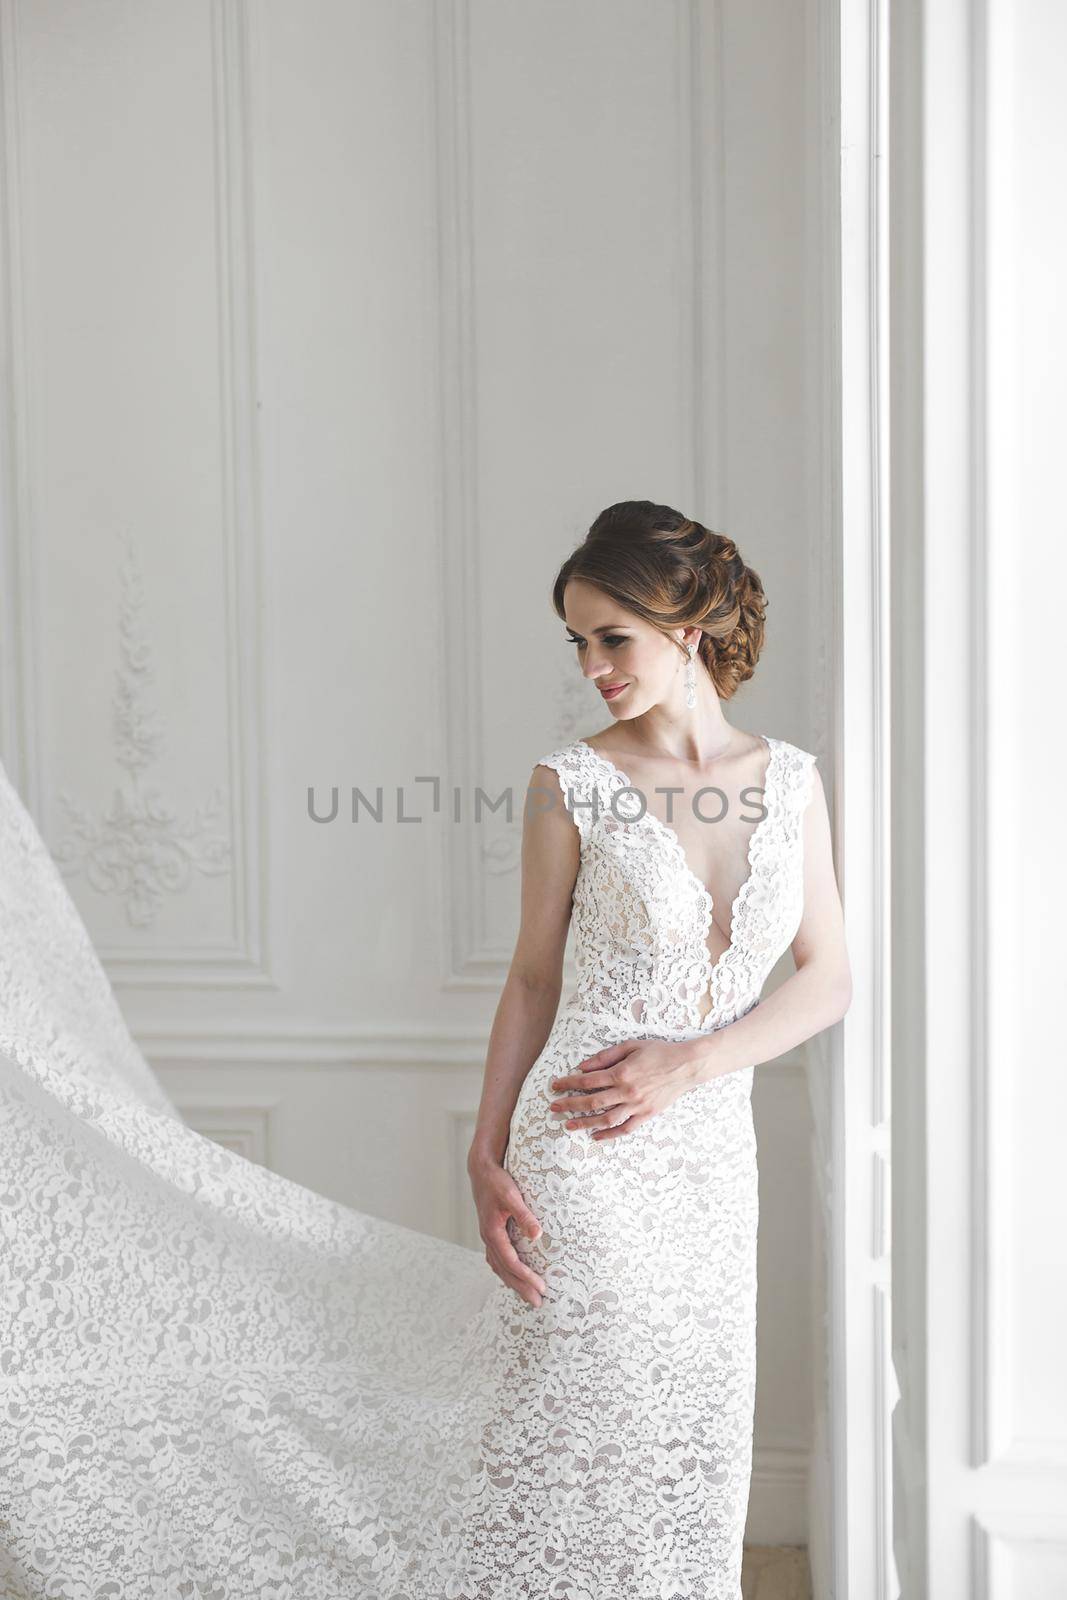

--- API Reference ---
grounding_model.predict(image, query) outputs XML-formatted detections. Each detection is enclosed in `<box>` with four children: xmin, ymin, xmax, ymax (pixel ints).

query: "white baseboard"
<box><xmin>746</xmin><ymin>1442</ymin><xmax>810</xmax><ymax>1547</ymax></box>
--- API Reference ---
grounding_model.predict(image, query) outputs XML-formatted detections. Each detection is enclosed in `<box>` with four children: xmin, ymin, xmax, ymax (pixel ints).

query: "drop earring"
<box><xmin>684</xmin><ymin>642</ymin><xmax>697</xmax><ymax>709</ymax></box>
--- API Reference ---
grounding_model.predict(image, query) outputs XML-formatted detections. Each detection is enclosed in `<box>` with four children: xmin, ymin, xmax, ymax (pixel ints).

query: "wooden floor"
<box><xmin>741</xmin><ymin>1545</ymin><xmax>812</xmax><ymax>1599</ymax></box>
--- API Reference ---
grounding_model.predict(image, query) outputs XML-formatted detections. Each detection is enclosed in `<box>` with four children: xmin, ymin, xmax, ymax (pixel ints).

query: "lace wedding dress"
<box><xmin>0</xmin><ymin>733</ymin><xmax>815</xmax><ymax>1600</ymax></box>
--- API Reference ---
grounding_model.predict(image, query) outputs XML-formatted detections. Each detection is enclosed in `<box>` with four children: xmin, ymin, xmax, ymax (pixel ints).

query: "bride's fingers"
<box><xmin>570</xmin><ymin>1106</ymin><xmax>635</xmax><ymax>1133</ymax></box>
<box><xmin>510</xmin><ymin>1199</ymin><xmax>542</xmax><ymax>1240</ymax></box>
<box><xmin>590</xmin><ymin>1113</ymin><xmax>646</xmax><ymax>1140</ymax></box>
<box><xmin>486</xmin><ymin>1243</ymin><xmax>545</xmax><ymax>1306</ymax></box>
<box><xmin>548</xmin><ymin>1067</ymin><xmax>618</xmax><ymax>1095</ymax></box>
<box><xmin>577</xmin><ymin>1042</ymin><xmax>637</xmax><ymax>1071</ymax></box>
<box><xmin>487</xmin><ymin>1243</ymin><xmax>542</xmax><ymax>1298</ymax></box>
<box><xmin>484</xmin><ymin>1221</ymin><xmax>546</xmax><ymax>1297</ymax></box>
<box><xmin>554</xmin><ymin>1091</ymin><xmax>626</xmax><ymax>1119</ymax></box>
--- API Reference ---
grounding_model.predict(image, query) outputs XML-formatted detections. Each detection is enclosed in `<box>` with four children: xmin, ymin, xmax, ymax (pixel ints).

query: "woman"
<box><xmin>0</xmin><ymin>501</ymin><xmax>848</xmax><ymax>1600</ymax></box>
<box><xmin>462</xmin><ymin>500</ymin><xmax>851</xmax><ymax>1596</ymax></box>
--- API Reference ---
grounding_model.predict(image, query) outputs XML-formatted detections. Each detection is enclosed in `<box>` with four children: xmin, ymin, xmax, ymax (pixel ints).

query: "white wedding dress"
<box><xmin>0</xmin><ymin>733</ymin><xmax>815</xmax><ymax>1600</ymax></box>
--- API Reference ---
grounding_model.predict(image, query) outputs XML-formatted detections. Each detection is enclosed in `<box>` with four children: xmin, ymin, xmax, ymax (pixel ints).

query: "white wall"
<box><xmin>0</xmin><ymin>0</ymin><xmax>829</xmax><ymax>1548</ymax></box>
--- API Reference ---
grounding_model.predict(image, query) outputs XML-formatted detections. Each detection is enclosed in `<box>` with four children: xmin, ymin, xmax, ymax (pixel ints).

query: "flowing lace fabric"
<box><xmin>0</xmin><ymin>734</ymin><xmax>815</xmax><ymax>1599</ymax></box>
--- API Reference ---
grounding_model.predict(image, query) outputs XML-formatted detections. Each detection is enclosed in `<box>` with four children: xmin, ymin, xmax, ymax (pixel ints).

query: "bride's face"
<box><xmin>562</xmin><ymin>580</ymin><xmax>689</xmax><ymax>719</ymax></box>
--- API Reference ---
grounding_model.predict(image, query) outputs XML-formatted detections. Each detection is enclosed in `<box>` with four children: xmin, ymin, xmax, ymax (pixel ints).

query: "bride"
<box><xmin>0</xmin><ymin>499</ymin><xmax>850</xmax><ymax>1600</ymax></box>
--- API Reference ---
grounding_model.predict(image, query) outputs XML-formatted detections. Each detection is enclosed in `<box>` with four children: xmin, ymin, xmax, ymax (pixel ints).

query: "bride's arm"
<box><xmin>466</xmin><ymin>762</ymin><xmax>578</xmax><ymax>1169</ymax></box>
<box><xmin>681</xmin><ymin>764</ymin><xmax>852</xmax><ymax>1084</ymax></box>
<box><xmin>466</xmin><ymin>764</ymin><xmax>578</xmax><ymax>1308</ymax></box>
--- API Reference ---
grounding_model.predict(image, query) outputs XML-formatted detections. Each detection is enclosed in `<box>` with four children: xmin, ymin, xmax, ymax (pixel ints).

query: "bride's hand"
<box><xmin>468</xmin><ymin>1155</ymin><xmax>548</xmax><ymax>1308</ymax></box>
<box><xmin>547</xmin><ymin>1039</ymin><xmax>697</xmax><ymax>1141</ymax></box>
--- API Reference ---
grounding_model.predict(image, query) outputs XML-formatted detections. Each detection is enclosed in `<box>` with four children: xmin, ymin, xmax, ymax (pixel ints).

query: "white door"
<box><xmin>890</xmin><ymin>1</ymin><xmax>1067</xmax><ymax>1594</ymax></box>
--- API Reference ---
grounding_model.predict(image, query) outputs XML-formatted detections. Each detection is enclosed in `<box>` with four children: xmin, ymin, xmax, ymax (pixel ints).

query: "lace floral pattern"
<box><xmin>0</xmin><ymin>734</ymin><xmax>815</xmax><ymax>1599</ymax></box>
<box><xmin>543</xmin><ymin>735</ymin><xmax>814</xmax><ymax>1035</ymax></box>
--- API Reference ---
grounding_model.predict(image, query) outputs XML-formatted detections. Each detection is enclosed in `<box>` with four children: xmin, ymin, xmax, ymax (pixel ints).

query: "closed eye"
<box><xmin>566</xmin><ymin>634</ymin><xmax>628</xmax><ymax>649</ymax></box>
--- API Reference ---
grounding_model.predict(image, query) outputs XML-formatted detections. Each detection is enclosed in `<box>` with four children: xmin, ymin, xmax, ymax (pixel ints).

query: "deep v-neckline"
<box><xmin>574</xmin><ymin>733</ymin><xmax>779</xmax><ymax>1027</ymax></box>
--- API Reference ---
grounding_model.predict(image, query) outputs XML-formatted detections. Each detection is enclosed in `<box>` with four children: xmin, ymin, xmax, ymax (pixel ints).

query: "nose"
<box><xmin>583</xmin><ymin>654</ymin><xmax>613</xmax><ymax>681</ymax></box>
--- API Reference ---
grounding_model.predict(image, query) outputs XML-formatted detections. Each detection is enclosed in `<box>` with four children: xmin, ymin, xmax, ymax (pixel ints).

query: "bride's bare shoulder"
<box><xmin>572</xmin><ymin>726</ymin><xmax>623</xmax><ymax>758</ymax></box>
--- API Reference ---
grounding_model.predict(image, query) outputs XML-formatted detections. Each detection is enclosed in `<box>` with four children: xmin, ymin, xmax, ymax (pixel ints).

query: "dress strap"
<box><xmin>774</xmin><ymin>742</ymin><xmax>818</xmax><ymax>848</ymax></box>
<box><xmin>532</xmin><ymin>740</ymin><xmax>604</xmax><ymax>845</ymax></box>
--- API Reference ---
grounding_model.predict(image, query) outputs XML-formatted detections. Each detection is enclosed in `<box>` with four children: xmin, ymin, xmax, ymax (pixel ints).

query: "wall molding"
<box><xmin>0</xmin><ymin>0</ymin><xmax>273</xmax><ymax>989</ymax></box>
<box><xmin>52</xmin><ymin>536</ymin><xmax>236</xmax><ymax>931</ymax></box>
<box><xmin>172</xmin><ymin>1088</ymin><xmax>280</xmax><ymax>1167</ymax></box>
<box><xmin>141</xmin><ymin>1022</ymin><xmax>491</xmax><ymax>1069</ymax></box>
<box><xmin>138</xmin><ymin>1020</ymin><xmax>809</xmax><ymax>1076</ymax></box>
<box><xmin>110</xmin><ymin>0</ymin><xmax>272</xmax><ymax>989</ymax></box>
<box><xmin>972</xmin><ymin>1513</ymin><xmax>1067</xmax><ymax>1600</ymax></box>
<box><xmin>432</xmin><ymin>0</ymin><xmax>726</xmax><ymax>990</ymax></box>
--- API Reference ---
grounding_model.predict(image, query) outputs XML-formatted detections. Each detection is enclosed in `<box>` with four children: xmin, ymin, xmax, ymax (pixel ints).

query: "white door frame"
<box><xmin>820</xmin><ymin>0</ymin><xmax>897</xmax><ymax>1593</ymax></box>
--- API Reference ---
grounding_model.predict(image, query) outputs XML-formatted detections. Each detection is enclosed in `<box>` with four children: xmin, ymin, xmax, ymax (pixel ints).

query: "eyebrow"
<box><xmin>564</xmin><ymin>624</ymin><xmax>630</xmax><ymax>636</ymax></box>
